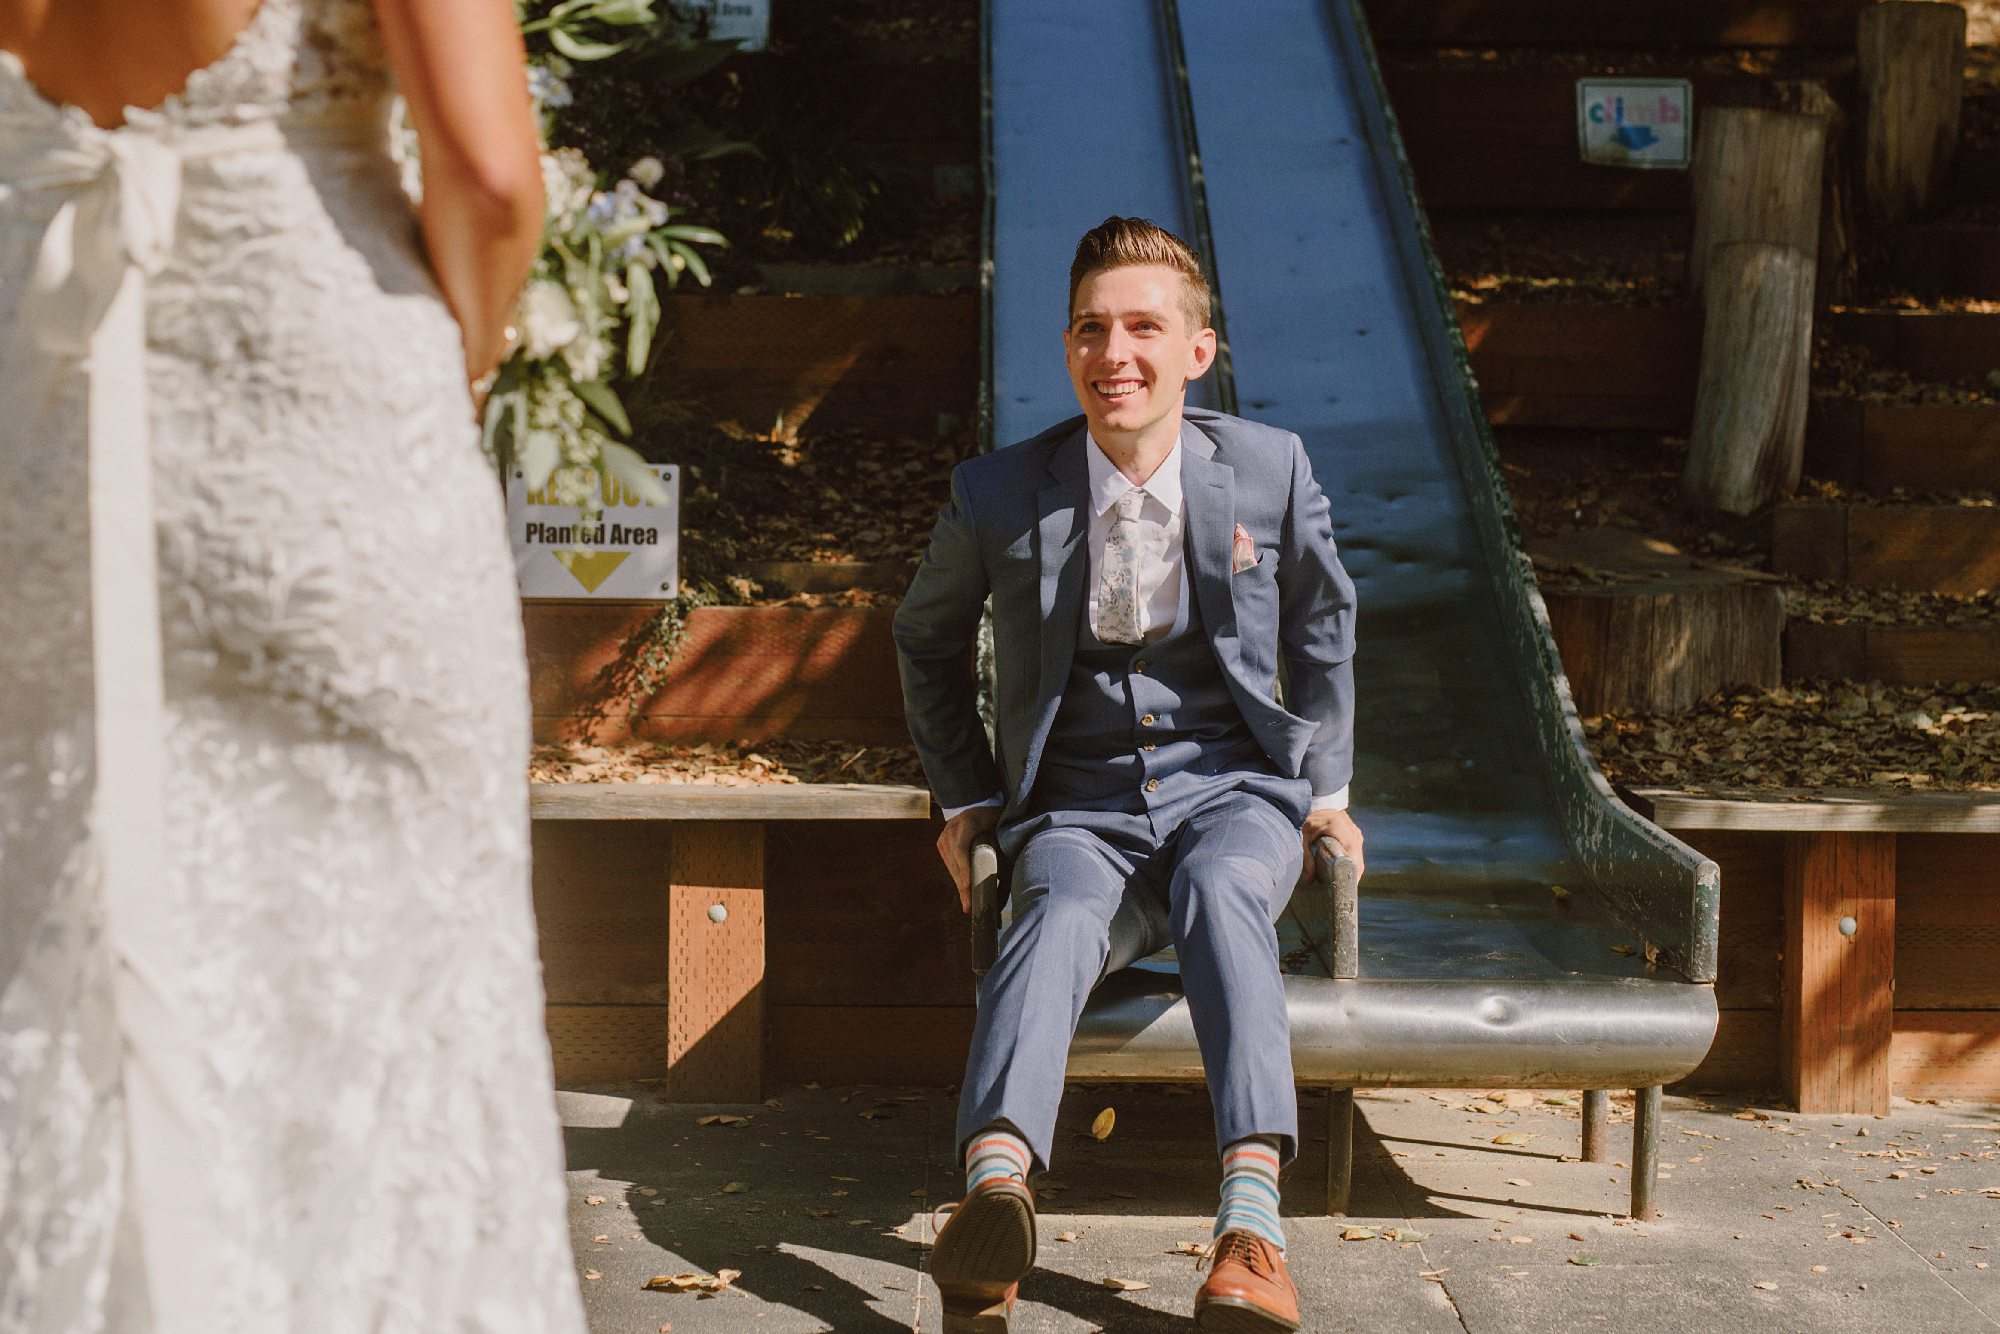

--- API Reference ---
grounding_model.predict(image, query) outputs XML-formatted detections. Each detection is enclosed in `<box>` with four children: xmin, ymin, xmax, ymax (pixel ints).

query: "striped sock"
<box><xmin>964</xmin><ymin>1124</ymin><xmax>1033</xmax><ymax>1192</ymax></box>
<box><xmin>1214</xmin><ymin>1136</ymin><xmax>1285</xmax><ymax>1251</ymax></box>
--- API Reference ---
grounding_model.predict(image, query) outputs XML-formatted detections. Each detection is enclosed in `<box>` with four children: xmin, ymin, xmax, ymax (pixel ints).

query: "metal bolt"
<box><xmin>708</xmin><ymin>904</ymin><xmax>729</xmax><ymax>924</ymax></box>
<box><xmin>1838</xmin><ymin>915</ymin><xmax>1858</xmax><ymax>938</ymax></box>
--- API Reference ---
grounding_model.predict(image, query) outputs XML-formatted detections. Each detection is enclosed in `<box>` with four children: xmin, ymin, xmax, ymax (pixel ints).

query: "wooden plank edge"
<box><xmin>531</xmin><ymin>781</ymin><xmax>934</xmax><ymax>821</ymax></box>
<box><xmin>1622</xmin><ymin>785</ymin><xmax>2000</xmax><ymax>833</ymax></box>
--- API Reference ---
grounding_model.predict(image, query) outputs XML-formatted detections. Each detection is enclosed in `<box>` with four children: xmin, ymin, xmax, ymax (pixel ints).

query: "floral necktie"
<box><xmin>1095</xmin><ymin>488</ymin><xmax>1147</xmax><ymax>644</ymax></box>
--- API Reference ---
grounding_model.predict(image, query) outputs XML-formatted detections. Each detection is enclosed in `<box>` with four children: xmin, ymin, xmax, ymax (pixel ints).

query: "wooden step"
<box><xmin>1361</xmin><ymin>0</ymin><xmax>1871</xmax><ymax>46</ymax></box>
<box><xmin>1773</xmin><ymin>501</ymin><xmax>2000</xmax><ymax>593</ymax></box>
<box><xmin>1956</xmin><ymin>145</ymin><xmax>2000</xmax><ymax>206</ymax></box>
<box><xmin>1884</xmin><ymin>221</ymin><xmax>2000</xmax><ymax>299</ymax></box>
<box><xmin>1786</xmin><ymin>617</ymin><xmax>2000</xmax><ymax>684</ymax></box>
<box><xmin>1384</xmin><ymin>66</ymin><xmax>1774</xmax><ymax>213</ymax></box>
<box><xmin>1821</xmin><ymin>309</ymin><xmax>2000</xmax><ymax>383</ymax></box>
<box><xmin>1531</xmin><ymin>529</ymin><xmax>1782</xmax><ymax>712</ymax></box>
<box><xmin>662</xmin><ymin>293</ymin><xmax>976</xmax><ymax>438</ymax></box>
<box><xmin>1459</xmin><ymin>303</ymin><xmax>1700</xmax><ymax>430</ymax></box>
<box><xmin>1808</xmin><ymin>398</ymin><xmax>2000</xmax><ymax>492</ymax></box>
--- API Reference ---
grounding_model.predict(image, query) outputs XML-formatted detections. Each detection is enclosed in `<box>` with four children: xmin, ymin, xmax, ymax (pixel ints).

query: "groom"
<box><xmin>894</xmin><ymin>217</ymin><xmax>1362</xmax><ymax>1332</ymax></box>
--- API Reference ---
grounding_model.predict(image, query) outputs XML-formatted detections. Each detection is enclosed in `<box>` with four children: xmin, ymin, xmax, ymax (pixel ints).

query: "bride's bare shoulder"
<box><xmin>0</xmin><ymin>0</ymin><xmax>265</xmax><ymax>128</ymax></box>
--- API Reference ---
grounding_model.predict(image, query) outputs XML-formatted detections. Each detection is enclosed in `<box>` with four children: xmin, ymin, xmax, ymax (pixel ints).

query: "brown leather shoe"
<box><xmin>1194</xmin><ymin>1230</ymin><xmax>1302</xmax><ymax>1332</ymax></box>
<box><xmin>932</xmin><ymin>1176</ymin><xmax>1036</xmax><ymax>1332</ymax></box>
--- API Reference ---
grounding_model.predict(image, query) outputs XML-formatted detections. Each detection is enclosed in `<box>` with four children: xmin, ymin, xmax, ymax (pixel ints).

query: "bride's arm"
<box><xmin>372</xmin><ymin>0</ymin><xmax>545</xmax><ymax>387</ymax></box>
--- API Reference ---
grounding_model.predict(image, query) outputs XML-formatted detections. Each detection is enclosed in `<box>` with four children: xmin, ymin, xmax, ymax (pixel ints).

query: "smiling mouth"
<box><xmin>1093</xmin><ymin>380</ymin><xmax>1143</xmax><ymax>400</ymax></box>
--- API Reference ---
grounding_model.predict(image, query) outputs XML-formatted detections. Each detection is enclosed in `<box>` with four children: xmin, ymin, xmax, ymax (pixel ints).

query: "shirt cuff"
<box><xmin>1309</xmin><ymin>785</ymin><xmax>1349</xmax><ymax>813</ymax></box>
<box><xmin>941</xmin><ymin>793</ymin><xmax>1005</xmax><ymax>822</ymax></box>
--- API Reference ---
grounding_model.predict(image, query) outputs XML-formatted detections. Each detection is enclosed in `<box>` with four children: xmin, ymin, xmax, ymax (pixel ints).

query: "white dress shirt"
<box><xmin>941</xmin><ymin>432</ymin><xmax>1349</xmax><ymax>819</ymax></box>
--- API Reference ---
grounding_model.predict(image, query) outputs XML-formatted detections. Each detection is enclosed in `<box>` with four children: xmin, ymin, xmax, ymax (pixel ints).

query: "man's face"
<box><xmin>1063</xmin><ymin>264</ymin><xmax>1215</xmax><ymax>444</ymax></box>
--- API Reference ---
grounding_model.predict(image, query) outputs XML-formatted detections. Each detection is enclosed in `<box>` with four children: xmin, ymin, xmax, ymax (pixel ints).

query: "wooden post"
<box><xmin>664</xmin><ymin>822</ymin><xmax>766</xmax><ymax>1102</ymax></box>
<box><xmin>1781</xmin><ymin>831</ymin><xmax>1896</xmax><ymax>1115</ymax></box>
<box><xmin>1683</xmin><ymin>242</ymin><xmax>1816</xmax><ymax>514</ymax></box>
<box><xmin>1776</xmin><ymin>80</ymin><xmax>1857</xmax><ymax>306</ymax></box>
<box><xmin>1858</xmin><ymin>1</ymin><xmax>1967</xmax><ymax>225</ymax></box>
<box><xmin>1688</xmin><ymin>107</ymin><xmax>1827</xmax><ymax>303</ymax></box>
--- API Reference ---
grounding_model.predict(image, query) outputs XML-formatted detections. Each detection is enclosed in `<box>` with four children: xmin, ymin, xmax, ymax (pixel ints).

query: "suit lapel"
<box><xmin>1023</xmin><ymin>428</ymin><xmax>1090</xmax><ymax>792</ymax></box>
<box><xmin>1180</xmin><ymin>420</ymin><xmax>1237</xmax><ymax>651</ymax></box>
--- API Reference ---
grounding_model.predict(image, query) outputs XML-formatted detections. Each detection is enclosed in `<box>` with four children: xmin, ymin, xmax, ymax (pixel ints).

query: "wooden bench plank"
<box><xmin>531</xmin><ymin>782</ymin><xmax>932</xmax><ymax>821</ymax></box>
<box><xmin>1625</xmin><ymin>787</ymin><xmax>2000</xmax><ymax>833</ymax></box>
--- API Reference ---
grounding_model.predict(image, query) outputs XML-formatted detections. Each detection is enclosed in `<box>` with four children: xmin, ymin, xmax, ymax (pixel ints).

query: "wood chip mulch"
<box><xmin>530</xmin><ymin>739</ymin><xmax>928</xmax><ymax>787</ymax></box>
<box><xmin>1786</xmin><ymin>582</ymin><xmax>2000</xmax><ymax>629</ymax></box>
<box><xmin>1812</xmin><ymin>337</ymin><xmax>2000</xmax><ymax>408</ymax></box>
<box><xmin>1584</xmin><ymin>682</ymin><xmax>2000</xmax><ymax>792</ymax></box>
<box><xmin>1434</xmin><ymin>213</ymin><xmax>1691</xmax><ymax>309</ymax></box>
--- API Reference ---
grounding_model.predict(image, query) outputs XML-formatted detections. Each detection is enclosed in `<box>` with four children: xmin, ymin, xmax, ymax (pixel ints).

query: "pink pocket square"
<box><xmin>1231</xmin><ymin>523</ymin><xmax>1258</xmax><ymax>574</ymax></box>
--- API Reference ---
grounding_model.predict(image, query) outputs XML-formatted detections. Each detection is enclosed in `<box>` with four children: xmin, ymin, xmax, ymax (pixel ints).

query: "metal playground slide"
<box><xmin>981</xmin><ymin>0</ymin><xmax>1721</xmax><ymax>1213</ymax></box>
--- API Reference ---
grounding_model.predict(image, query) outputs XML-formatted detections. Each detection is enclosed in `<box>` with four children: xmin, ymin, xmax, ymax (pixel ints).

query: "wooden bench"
<box><xmin>1624</xmin><ymin>786</ymin><xmax>2000</xmax><ymax>1115</ymax></box>
<box><xmin>530</xmin><ymin>781</ymin><xmax>933</xmax><ymax>1101</ymax></box>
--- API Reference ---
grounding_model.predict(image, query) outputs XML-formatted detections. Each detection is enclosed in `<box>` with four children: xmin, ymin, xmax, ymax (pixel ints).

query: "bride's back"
<box><xmin>0</xmin><ymin>0</ymin><xmax>266</xmax><ymax>127</ymax></box>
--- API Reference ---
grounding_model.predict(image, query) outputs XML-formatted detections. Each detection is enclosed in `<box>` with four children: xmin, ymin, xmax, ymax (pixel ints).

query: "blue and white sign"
<box><xmin>508</xmin><ymin>464</ymin><xmax>680</xmax><ymax>600</ymax></box>
<box><xmin>673</xmin><ymin>0</ymin><xmax>769</xmax><ymax>52</ymax></box>
<box><xmin>1576</xmin><ymin>79</ymin><xmax>1692</xmax><ymax>170</ymax></box>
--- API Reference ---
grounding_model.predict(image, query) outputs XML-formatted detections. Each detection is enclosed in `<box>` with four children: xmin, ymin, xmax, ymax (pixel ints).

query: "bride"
<box><xmin>0</xmin><ymin>1</ymin><xmax>585</xmax><ymax>1329</ymax></box>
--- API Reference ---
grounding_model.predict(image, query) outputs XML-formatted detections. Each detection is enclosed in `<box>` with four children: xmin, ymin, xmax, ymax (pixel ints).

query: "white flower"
<box><xmin>563</xmin><ymin>336</ymin><xmax>606</xmax><ymax>383</ymax></box>
<box><xmin>517</xmin><ymin>281</ymin><xmax>582</xmax><ymax>360</ymax></box>
<box><xmin>628</xmin><ymin>156</ymin><xmax>665</xmax><ymax>188</ymax></box>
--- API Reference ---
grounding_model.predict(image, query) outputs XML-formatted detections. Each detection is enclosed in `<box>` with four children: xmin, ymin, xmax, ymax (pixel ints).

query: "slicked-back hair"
<box><xmin>1067</xmin><ymin>216</ymin><xmax>1212</xmax><ymax>333</ymax></box>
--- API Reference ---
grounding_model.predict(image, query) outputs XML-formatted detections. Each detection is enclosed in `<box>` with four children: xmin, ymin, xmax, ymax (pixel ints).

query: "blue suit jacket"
<box><xmin>893</xmin><ymin>408</ymin><xmax>1357</xmax><ymax>825</ymax></box>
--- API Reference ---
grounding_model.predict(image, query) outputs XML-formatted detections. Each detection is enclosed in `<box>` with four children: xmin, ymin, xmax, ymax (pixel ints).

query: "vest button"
<box><xmin>1141</xmin><ymin>743</ymin><xmax>1156</xmax><ymax>752</ymax></box>
<box><xmin>1134</xmin><ymin>659</ymin><xmax>1149</xmax><ymax>673</ymax></box>
<box><xmin>1144</xmin><ymin>778</ymin><xmax>1160</xmax><ymax>792</ymax></box>
<box><xmin>1140</xmin><ymin>713</ymin><xmax>1156</xmax><ymax>726</ymax></box>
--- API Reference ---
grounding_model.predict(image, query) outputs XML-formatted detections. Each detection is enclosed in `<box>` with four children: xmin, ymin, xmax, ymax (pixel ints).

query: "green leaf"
<box><xmin>574</xmin><ymin>379</ymin><xmax>632</xmax><ymax>436</ymax></box>
<box><xmin>667</xmin><ymin>239</ymin><xmax>711</xmax><ymax>288</ymax></box>
<box><xmin>624</xmin><ymin>263</ymin><xmax>658</xmax><ymax>374</ymax></box>
<box><xmin>1570</xmin><ymin>1255</ymin><xmax>1601</xmax><ymax>1266</ymax></box>
<box><xmin>548</xmin><ymin>28</ymin><xmax>633</xmax><ymax>61</ymax></box>
<box><xmin>661</xmin><ymin>224</ymin><xmax>729</xmax><ymax>248</ymax></box>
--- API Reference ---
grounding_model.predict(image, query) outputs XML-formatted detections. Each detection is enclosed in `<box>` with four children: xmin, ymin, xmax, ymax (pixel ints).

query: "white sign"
<box><xmin>1576</xmin><ymin>79</ymin><xmax>1692</xmax><ymax>170</ymax></box>
<box><xmin>675</xmin><ymin>0</ymin><xmax>769</xmax><ymax>52</ymax></box>
<box><xmin>508</xmin><ymin>464</ymin><xmax>680</xmax><ymax>600</ymax></box>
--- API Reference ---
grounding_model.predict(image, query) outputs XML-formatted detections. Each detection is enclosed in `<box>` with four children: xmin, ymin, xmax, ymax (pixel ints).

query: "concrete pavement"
<box><xmin>561</xmin><ymin>1083</ymin><xmax>2000</xmax><ymax>1332</ymax></box>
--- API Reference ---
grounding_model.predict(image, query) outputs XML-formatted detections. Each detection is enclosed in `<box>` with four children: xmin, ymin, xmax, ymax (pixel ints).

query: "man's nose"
<box><xmin>1098</xmin><ymin>324</ymin><xmax>1132</xmax><ymax>363</ymax></box>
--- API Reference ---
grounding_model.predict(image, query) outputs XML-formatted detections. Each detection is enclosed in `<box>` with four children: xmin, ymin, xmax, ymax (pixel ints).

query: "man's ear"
<box><xmin>1186</xmin><ymin>326</ymin><xmax>1218</xmax><ymax>381</ymax></box>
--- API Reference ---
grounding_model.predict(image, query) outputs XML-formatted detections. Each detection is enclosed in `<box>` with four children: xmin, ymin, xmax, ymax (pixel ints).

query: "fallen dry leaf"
<box><xmin>1169</xmin><ymin>1241</ymin><xmax>1212</xmax><ymax>1257</ymax></box>
<box><xmin>1494</xmin><ymin>1133</ymin><xmax>1535</xmax><ymax>1146</ymax></box>
<box><xmin>716</xmin><ymin>1182</ymin><xmax>749</xmax><ymax>1195</ymax></box>
<box><xmin>1341</xmin><ymin>1227</ymin><xmax>1378</xmax><ymax>1241</ymax></box>
<box><xmin>1754</xmin><ymin>1281</ymin><xmax>1778</xmax><ymax>1291</ymax></box>
<box><xmin>1101</xmin><ymin>1277</ymin><xmax>1150</xmax><ymax>1292</ymax></box>
<box><xmin>1091</xmin><ymin>1107</ymin><xmax>1117</xmax><ymax>1141</ymax></box>
<box><xmin>1055</xmin><ymin>1231</ymin><xmax>1081</xmax><ymax>1243</ymax></box>
<box><xmin>584</xmin><ymin>1195</ymin><xmax>606</xmax><ymax>1206</ymax></box>
<box><xmin>697</xmin><ymin>1114</ymin><xmax>750</xmax><ymax>1127</ymax></box>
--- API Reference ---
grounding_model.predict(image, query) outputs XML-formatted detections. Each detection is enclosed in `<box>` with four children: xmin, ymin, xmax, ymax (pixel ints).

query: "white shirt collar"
<box><xmin>1085</xmin><ymin>429</ymin><xmax>1185</xmax><ymax>518</ymax></box>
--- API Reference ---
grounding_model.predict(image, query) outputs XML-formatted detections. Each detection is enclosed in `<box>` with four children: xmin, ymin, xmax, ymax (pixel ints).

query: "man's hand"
<box><xmin>1303</xmin><ymin>806</ymin><xmax>1364</xmax><ymax>884</ymax></box>
<box><xmin>937</xmin><ymin>804</ymin><xmax>1003</xmax><ymax>912</ymax></box>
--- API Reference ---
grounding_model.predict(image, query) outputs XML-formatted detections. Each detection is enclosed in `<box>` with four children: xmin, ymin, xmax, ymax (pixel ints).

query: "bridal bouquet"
<box><xmin>485</xmin><ymin>0</ymin><xmax>730</xmax><ymax>510</ymax></box>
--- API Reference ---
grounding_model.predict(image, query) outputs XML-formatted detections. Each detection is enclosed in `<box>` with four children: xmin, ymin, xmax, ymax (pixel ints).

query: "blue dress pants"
<box><xmin>956</xmin><ymin>785</ymin><xmax>1304</xmax><ymax>1172</ymax></box>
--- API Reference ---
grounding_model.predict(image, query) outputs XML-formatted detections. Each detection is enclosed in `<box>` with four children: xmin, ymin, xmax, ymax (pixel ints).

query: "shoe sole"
<box><xmin>931</xmin><ymin>1186</ymin><xmax>1036</xmax><ymax>1308</ymax></box>
<box><xmin>1194</xmin><ymin>1295</ymin><xmax>1303</xmax><ymax>1333</ymax></box>
<box><xmin>941</xmin><ymin>1296</ymin><xmax>1014</xmax><ymax>1334</ymax></box>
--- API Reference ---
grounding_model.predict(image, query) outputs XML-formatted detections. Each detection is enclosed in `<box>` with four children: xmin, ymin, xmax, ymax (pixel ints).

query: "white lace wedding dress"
<box><xmin>0</xmin><ymin>3</ymin><xmax>586</xmax><ymax>1330</ymax></box>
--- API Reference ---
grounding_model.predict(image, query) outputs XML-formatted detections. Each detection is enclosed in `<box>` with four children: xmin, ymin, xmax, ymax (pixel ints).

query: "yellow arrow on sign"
<box><xmin>554</xmin><ymin>550</ymin><xmax>630</xmax><ymax>593</ymax></box>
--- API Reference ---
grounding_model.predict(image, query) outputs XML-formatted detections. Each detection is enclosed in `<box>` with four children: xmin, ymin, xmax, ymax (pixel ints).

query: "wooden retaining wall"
<box><xmin>1665</xmin><ymin>825</ymin><xmax>2000</xmax><ymax>1103</ymax></box>
<box><xmin>524</xmin><ymin>603</ymin><xmax>909</xmax><ymax>745</ymax></box>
